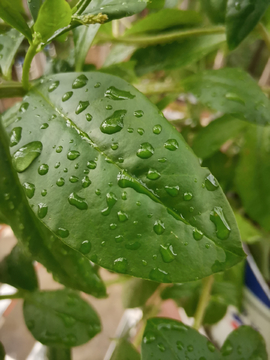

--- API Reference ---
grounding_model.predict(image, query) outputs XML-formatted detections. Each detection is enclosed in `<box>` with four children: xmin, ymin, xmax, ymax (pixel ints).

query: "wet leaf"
<box><xmin>111</xmin><ymin>339</ymin><xmax>140</xmax><ymax>360</ymax></box>
<box><xmin>46</xmin><ymin>346</ymin><xmax>71</xmax><ymax>360</ymax></box>
<box><xmin>23</xmin><ymin>289</ymin><xmax>101</xmax><ymax>347</ymax></box>
<box><xmin>122</xmin><ymin>278</ymin><xmax>159</xmax><ymax>308</ymax></box>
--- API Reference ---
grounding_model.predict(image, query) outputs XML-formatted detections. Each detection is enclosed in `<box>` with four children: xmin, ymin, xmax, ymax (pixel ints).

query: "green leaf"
<box><xmin>103</xmin><ymin>44</ymin><xmax>136</xmax><ymax>67</ymax></box>
<box><xmin>73</xmin><ymin>24</ymin><xmax>100</xmax><ymax>72</ymax></box>
<box><xmin>34</xmin><ymin>0</ymin><xmax>72</xmax><ymax>42</ymax></box>
<box><xmin>235</xmin><ymin>125</ymin><xmax>270</xmax><ymax>231</ymax></box>
<box><xmin>0</xmin><ymin>0</ymin><xmax>32</xmax><ymax>41</ymax></box>
<box><xmin>0</xmin><ymin>117</ymin><xmax>106</xmax><ymax>298</ymax></box>
<box><xmin>201</xmin><ymin>0</ymin><xmax>227</xmax><ymax>24</ymax></box>
<box><xmin>147</xmin><ymin>0</ymin><xmax>165</xmax><ymax>9</ymax></box>
<box><xmin>141</xmin><ymin>318</ymin><xmax>267</xmax><ymax>360</ymax></box>
<box><xmin>0</xmin><ymin>245</ymin><xmax>38</xmax><ymax>291</ymax></box>
<box><xmin>46</xmin><ymin>346</ymin><xmax>71</xmax><ymax>360</ymax></box>
<box><xmin>100</xmin><ymin>61</ymin><xmax>137</xmax><ymax>83</ymax></box>
<box><xmin>132</xmin><ymin>34</ymin><xmax>226</xmax><ymax>76</ymax></box>
<box><xmin>7</xmin><ymin>72</ymin><xmax>245</xmax><ymax>283</ymax></box>
<box><xmin>0</xmin><ymin>81</ymin><xmax>26</xmax><ymax>98</ymax></box>
<box><xmin>83</xmin><ymin>0</ymin><xmax>147</xmax><ymax>21</ymax></box>
<box><xmin>234</xmin><ymin>212</ymin><xmax>262</xmax><ymax>243</ymax></box>
<box><xmin>111</xmin><ymin>339</ymin><xmax>140</xmax><ymax>360</ymax></box>
<box><xmin>226</xmin><ymin>0</ymin><xmax>270</xmax><ymax>50</ymax></box>
<box><xmin>183</xmin><ymin>68</ymin><xmax>270</xmax><ymax>125</ymax></box>
<box><xmin>28</xmin><ymin>0</ymin><xmax>43</xmax><ymax>22</ymax></box>
<box><xmin>124</xmin><ymin>9</ymin><xmax>202</xmax><ymax>36</ymax></box>
<box><xmin>0</xmin><ymin>28</ymin><xmax>24</xmax><ymax>78</ymax></box>
<box><xmin>192</xmin><ymin>115</ymin><xmax>247</xmax><ymax>160</ymax></box>
<box><xmin>122</xmin><ymin>278</ymin><xmax>159</xmax><ymax>308</ymax></box>
<box><xmin>23</xmin><ymin>289</ymin><xmax>101</xmax><ymax>347</ymax></box>
<box><xmin>0</xmin><ymin>342</ymin><xmax>5</xmax><ymax>360</ymax></box>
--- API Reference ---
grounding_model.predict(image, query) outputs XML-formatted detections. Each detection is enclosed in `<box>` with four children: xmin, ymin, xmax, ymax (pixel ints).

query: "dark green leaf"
<box><xmin>0</xmin><ymin>117</ymin><xmax>106</xmax><ymax>298</ymax></box>
<box><xmin>0</xmin><ymin>245</ymin><xmax>38</xmax><ymax>291</ymax></box>
<box><xmin>124</xmin><ymin>9</ymin><xmax>202</xmax><ymax>36</ymax></box>
<box><xmin>0</xmin><ymin>342</ymin><xmax>5</xmax><ymax>360</ymax></box>
<box><xmin>0</xmin><ymin>0</ymin><xmax>32</xmax><ymax>41</ymax></box>
<box><xmin>46</xmin><ymin>346</ymin><xmax>71</xmax><ymax>360</ymax></box>
<box><xmin>0</xmin><ymin>28</ymin><xmax>24</xmax><ymax>79</ymax></box>
<box><xmin>234</xmin><ymin>212</ymin><xmax>262</xmax><ymax>243</ymax></box>
<box><xmin>83</xmin><ymin>0</ymin><xmax>147</xmax><ymax>21</ymax></box>
<box><xmin>183</xmin><ymin>68</ymin><xmax>270</xmax><ymax>125</ymax></box>
<box><xmin>201</xmin><ymin>0</ymin><xmax>227</xmax><ymax>24</ymax></box>
<box><xmin>34</xmin><ymin>0</ymin><xmax>72</xmax><ymax>42</ymax></box>
<box><xmin>132</xmin><ymin>34</ymin><xmax>225</xmax><ymax>76</ymax></box>
<box><xmin>122</xmin><ymin>278</ymin><xmax>159</xmax><ymax>308</ymax></box>
<box><xmin>7</xmin><ymin>72</ymin><xmax>245</xmax><ymax>283</ymax></box>
<box><xmin>28</xmin><ymin>0</ymin><xmax>43</xmax><ymax>22</ymax></box>
<box><xmin>192</xmin><ymin>115</ymin><xmax>247</xmax><ymax>160</ymax></box>
<box><xmin>235</xmin><ymin>125</ymin><xmax>270</xmax><ymax>230</ymax></box>
<box><xmin>23</xmin><ymin>289</ymin><xmax>101</xmax><ymax>347</ymax></box>
<box><xmin>226</xmin><ymin>0</ymin><xmax>270</xmax><ymax>49</ymax></box>
<box><xmin>0</xmin><ymin>81</ymin><xmax>26</xmax><ymax>98</ymax></box>
<box><xmin>141</xmin><ymin>318</ymin><xmax>267</xmax><ymax>359</ymax></box>
<box><xmin>147</xmin><ymin>0</ymin><xmax>165</xmax><ymax>10</ymax></box>
<box><xmin>111</xmin><ymin>339</ymin><xmax>140</xmax><ymax>360</ymax></box>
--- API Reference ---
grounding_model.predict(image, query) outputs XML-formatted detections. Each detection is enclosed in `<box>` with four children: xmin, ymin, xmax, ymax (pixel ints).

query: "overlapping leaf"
<box><xmin>122</xmin><ymin>278</ymin><xmax>159</xmax><ymax>308</ymax></box>
<box><xmin>28</xmin><ymin>0</ymin><xmax>43</xmax><ymax>22</ymax></box>
<box><xmin>6</xmin><ymin>72</ymin><xmax>245</xmax><ymax>283</ymax></box>
<box><xmin>111</xmin><ymin>339</ymin><xmax>140</xmax><ymax>360</ymax></box>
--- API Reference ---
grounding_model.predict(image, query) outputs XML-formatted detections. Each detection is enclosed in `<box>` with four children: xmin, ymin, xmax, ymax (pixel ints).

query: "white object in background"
<box><xmin>26</xmin><ymin>342</ymin><xmax>46</xmax><ymax>360</ymax></box>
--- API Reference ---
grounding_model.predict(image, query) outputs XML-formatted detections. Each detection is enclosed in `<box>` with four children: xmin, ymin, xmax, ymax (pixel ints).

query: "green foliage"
<box><xmin>0</xmin><ymin>342</ymin><xmax>5</xmax><ymax>360</ymax></box>
<box><xmin>28</xmin><ymin>0</ymin><xmax>43</xmax><ymax>22</ymax></box>
<box><xmin>201</xmin><ymin>0</ymin><xmax>227</xmax><ymax>24</ymax></box>
<box><xmin>141</xmin><ymin>318</ymin><xmax>268</xmax><ymax>359</ymax></box>
<box><xmin>122</xmin><ymin>278</ymin><xmax>159</xmax><ymax>308</ymax></box>
<box><xmin>46</xmin><ymin>347</ymin><xmax>71</xmax><ymax>360</ymax></box>
<box><xmin>23</xmin><ymin>289</ymin><xmax>101</xmax><ymax>347</ymax></box>
<box><xmin>111</xmin><ymin>339</ymin><xmax>140</xmax><ymax>360</ymax></box>
<box><xmin>234</xmin><ymin>212</ymin><xmax>262</xmax><ymax>244</ymax></box>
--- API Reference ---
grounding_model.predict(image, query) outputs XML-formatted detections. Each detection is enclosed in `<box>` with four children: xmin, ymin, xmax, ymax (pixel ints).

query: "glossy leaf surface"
<box><xmin>111</xmin><ymin>339</ymin><xmax>140</xmax><ymax>360</ymax></box>
<box><xmin>0</xmin><ymin>117</ymin><xmax>106</xmax><ymax>298</ymax></box>
<box><xmin>122</xmin><ymin>278</ymin><xmax>159</xmax><ymax>308</ymax></box>
<box><xmin>0</xmin><ymin>342</ymin><xmax>4</xmax><ymax>360</ymax></box>
<box><xmin>28</xmin><ymin>0</ymin><xmax>43</xmax><ymax>22</ymax></box>
<box><xmin>141</xmin><ymin>318</ymin><xmax>267</xmax><ymax>359</ymax></box>
<box><xmin>0</xmin><ymin>28</ymin><xmax>24</xmax><ymax>79</ymax></box>
<box><xmin>132</xmin><ymin>34</ymin><xmax>225</xmax><ymax>76</ymax></box>
<box><xmin>0</xmin><ymin>0</ymin><xmax>32</xmax><ymax>41</ymax></box>
<box><xmin>184</xmin><ymin>68</ymin><xmax>270</xmax><ymax>125</ymax></box>
<box><xmin>23</xmin><ymin>289</ymin><xmax>101</xmax><ymax>347</ymax></box>
<box><xmin>47</xmin><ymin>347</ymin><xmax>71</xmax><ymax>360</ymax></box>
<box><xmin>8</xmin><ymin>72</ymin><xmax>245</xmax><ymax>283</ymax></box>
<box><xmin>0</xmin><ymin>245</ymin><xmax>38</xmax><ymax>291</ymax></box>
<box><xmin>226</xmin><ymin>0</ymin><xmax>270</xmax><ymax>49</ymax></box>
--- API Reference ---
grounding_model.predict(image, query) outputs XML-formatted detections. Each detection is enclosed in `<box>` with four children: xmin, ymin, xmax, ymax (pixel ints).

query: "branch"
<box><xmin>193</xmin><ymin>275</ymin><xmax>214</xmax><ymax>330</ymax></box>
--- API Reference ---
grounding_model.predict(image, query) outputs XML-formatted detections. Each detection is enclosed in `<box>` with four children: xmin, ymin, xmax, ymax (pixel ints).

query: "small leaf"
<box><xmin>141</xmin><ymin>318</ymin><xmax>268</xmax><ymax>360</ymax></box>
<box><xmin>122</xmin><ymin>278</ymin><xmax>159</xmax><ymax>308</ymax></box>
<box><xmin>234</xmin><ymin>212</ymin><xmax>262</xmax><ymax>244</ymax></box>
<box><xmin>23</xmin><ymin>289</ymin><xmax>101</xmax><ymax>347</ymax></box>
<box><xmin>192</xmin><ymin>115</ymin><xmax>247</xmax><ymax>160</ymax></box>
<box><xmin>183</xmin><ymin>68</ymin><xmax>270</xmax><ymax>125</ymax></box>
<box><xmin>0</xmin><ymin>245</ymin><xmax>38</xmax><ymax>291</ymax></box>
<box><xmin>226</xmin><ymin>0</ymin><xmax>270</xmax><ymax>50</ymax></box>
<box><xmin>111</xmin><ymin>339</ymin><xmax>140</xmax><ymax>360</ymax></box>
<box><xmin>34</xmin><ymin>0</ymin><xmax>72</xmax><ymax>42</ymax></box>
<box><xmin>46</xmin><ymin>346</ymin><xmax>71</xmax><ymax>360</ymax></box>
<box><xmin>0</xmin><ymin>342</ymin><xmax>5</xmax><ymax>360</ymax></box>
<box><xmin>28</xmin><ymin>0</ymin><xmax>43</xmax><ymax>22</ymax></box>
<box><xmin>103</xmin><ymin>44</ymin><xmax>136</xmax><ymax>67</ymax></box>
<box><xmin>0</xmin><ymin>0</ymin><xmax>32</xmax><ymax>41</ymax></box>
<box><xmin>201</xmin><ymin>0</ymin><xmax>227</xmax><ymax>24</ymax></box>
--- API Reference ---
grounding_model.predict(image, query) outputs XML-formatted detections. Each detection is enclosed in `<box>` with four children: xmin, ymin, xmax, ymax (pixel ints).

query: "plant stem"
<box><xmin>0</xmin><ymin>292</ymin><xmax>24</xmax><ymax>301</ymax></box>
<box><xmin>104</xmin><ymin>276</ymin><xmax>129</xmax><ymax>287</ymax></box>
<box><xmin>193</xmin><ymin>275</ymin><xmax>214</xmax><ymax>330</ymax></box>
<box><xmin>22</xmin><ymin>39</ymin><xmax>40</xmax><ymax>91</ymax></box>
<box><xmin>258</xmin><ymin>22</ymin><xmax>270</xmax><ymax>53</ymax></box>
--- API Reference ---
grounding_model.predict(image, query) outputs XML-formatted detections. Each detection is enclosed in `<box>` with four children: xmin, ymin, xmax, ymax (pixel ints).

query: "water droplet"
<box><xmin>205</xmin><ymin>243</ymin><xmax>210</xmax><ymax>249</ymax></box>
<box><xmin>193</xmin><ymin>228</ymin><xmax>203</xmax><ymax>240</ymax></box>
<box><xmin>127</xmin><ymin>127</ymin><xmax>134</xmax><ymax>133</ymax></box>
<box><xmin>67</xmin><ymin>150</ymin><xmax>80</xmax><ymax>160</ymax></box>
<box><xmin>56</xmin><ymin>146</ymin><xmax>63</xmax><ymax>153</ymax></box>
<box><xmin>118</xmin><ymin>157</ymin><xmax>124</xmax><ymax>163</ymax></box>
<box><xmin>57</xmin><ymin>227</ymin><xmax>69</xmax><ymax>238</ymax></box>
<box><xmin>125</xmin><ymin>241</ymin><xmax>141</xmax><ymax>250</ymax></box>
<box><xmin>187</xmin><ymin>345</ymin><xmax>193</xmax><ymax>352</ymax></box>
<box><xmin>159</xmin><ymin>244</ymin><xmax>176</xmax><ymax>263</ymax></box>
<box><xmin>40</xmin><ymin>123</ymin><xmax>49</xmax><ymax>129</ymax></box>
<box><xmin>62</xmin><ymin>91</ymin><xmax>73</xmax><ymax>102</ymax></box>
<box><xmin>48</xmin><ymin>81</ymin><xmax>59</xmax><ymax>92</ymax></box>
<box><xmin>95</xmin><ymin>189</ymin><xmax>101</xmax><ymax>196</ymax></box>
<box><xmin>147</xmin><ymin>168</ymin><xmax>160</xmax><ymax>180</ymax></box>
<box><xmin>38</xmin><ymin>164</ymin><xmax>49</xmax><ymax>175</ymax></box>
<box><xmin>142</xmin><ymin>260</ymin><xmax>147</xmax><ymax>266</ymax></box>
<box><xmin>69</xmin><ymin>175</ymin><xmax>79</xmax><ymax>183</ymax></box>
<box><xmin>94</xmin><ymin>82</ymin><xmax>101</xmax><ymax>88</ymax></box>
<box><xmin>225</xmin><ymin>92</ymin><xmax>245</xmax><ymax>105</ymax></box>
<box><xmin>115</xmin><ymin>235</ymin><xmax>124</xmax><ymax>243</ymax></box>
<box><xmin>105</xmin><ymin>86</ymin><xmax>135</xmax><ymax>100</ymax></box>
<box><xmin>9</xmin><ymin>127</ymin><xmax>22</xmax><ymax>147</ymax></box>
<box><xmin>113</xmin><ymin>257</ymin><xmax>127</xmax><ymax>273</ymax></box>
<box><xmin>87</xmin><ymin>160</ymin><xmax>97</xmax><ymax>169</ymax></box>
<box><xmin>207</xmin><ymin>342</ymin><xmax>215</xmax><ymax>352</ymax></box>
<box><xmin>100</xmin><ymin>110</ymin><xmax>127</xmax><ymax>134</ymax></box>
<box><xmin>86</xmin><ymin>113</ymin><xmax>92</xmax><ymax>121</ymax></box>
<box><xmin>75</xmin><ymin>101</ymin><xmax>89</xmax><ymax>114</ymax></box>
<box><xmin>80</xmin><ymin>240</ymin><xmax>91</xmax><ymax>254</ymax></box>
<box><xmin>154</xmin><ymin>220</ymin><xmax>165</xmax><ymax>235</ymax></box>
<box><xmin>64</xmin><ymin>168</ymin><xmax>68</xmax><ymax>172</ymax></box>
<box><xmin>137</xmin><ymin>142</ymin><xmax>154</xmax><ymax>159</ymax></box>
<box><xmin>158</xmin><ymin>157</ymin><xmax>167</xmax><ymax>163</ymax></box>
<box><xmin>57</xmin><ymin>177</ymin><xmax>65</xmax><ymax>187</ymax></box>
<box><xmin>101</xmin><ymin>192</ymin><xmax>117</xmax><ymax>216</ymax></box>
<box><xmin>111</xmin><ymin>142</ymin><xmax>119</xmax><ymax>150</ymax></box>
<box><xmin>157</xmin><ymin>343</ymin><xmax>165</xmax><ymax>352</ymax></box>
<box><xmin>72</xmin><ymin>74</ymin><xmax>88</xmax><ymax>89</ymax></box>
<box><xmin>12</xmin><ymin>141</ymin><xmax>43</xmax><ymax>172</ymax></box>
<box><xmin>23</xmin><ymin>182</ymin><xmax>35</xmax><ymax>199</ymax></box>
<box><xmin>41</xmin><ymin>189</ymin><xmax>47</xmax><ymax>196</ymax></box>
<box><xmin>117</xmin><ymin>210</ymin><xmax>128</xmax><ymax>222</ymax></box>
<box><xmin>149</xmin><ymin>268</ymin><xmax>170</xmax><ymax>282</ymax></box>
<box><xmin>153</xmin><ymin>125</ymin><xmax>162</xmax><ymax>134</ymax></box>
<box><xmin>106</xmin><ymin>104</ymin><xmax>112</xmax><ymax>110</ymax></box>
<box><xmin>183</xmin><ymin>192</ymin><xmax>193</xmax><ymax>201</ymax></box>
<box><xmin>82</xmin><ymin>176</ymin><xmax>91</xmax><ymax>188</ymax></box>
<box><xmin>68</xmin><ymin>192</ymin><xmax>88</xmax><ymax>210</ymax></box>
<box><xmin>134</xmin><ymin>110</ymin><xmax>144</xmax><ymax>118</ymax></box>
<box><xmin>110</xmin><ymin>223</ymin><xmax>117</xmax><ymax>230</ymax></box>
<box><xmin>165</xmin><ymin>185</ymin><xmax>179</xmax><ymax>197</ymax></box>
<box><xmin>38</xmin><ymin>203</ymin><xmax>48</xmax><ymax>219</ymax></box>
<box><xmin>205</xmin><ymin>174</ymin><xmax>219</xmax><ymax>191</ymax></box>
<box><xmin>177</xmin><ymin>341</ymin><xmax>184</xmax><ymax>350</ymax></box>
<box><xmin>19</xmin><ymin>102</ymin><xmax>29</xmax><ymax>113</ymax></box>
<box><xmin>136</xmin><ymin>201</ymin><xmax>141</xmax><ymax>206</ymax></box>
<box><xmin>164</xmin><ymin>139</ymin><xmax>179</xmax><ymax>151</ymax></box>
<box><xmin>137</xmin><ymin>128</ymin><xmax>144</xmax><ymax>135</ymax></box>
<box><xmin>122</xmin><ymin>191</ymin><xmax>127</xmax><ymax>200</ymax></box>
<box><xmin>210</xmin><ymin>207</ymin><xmax>231</xmax><ymax>240</ymax></box>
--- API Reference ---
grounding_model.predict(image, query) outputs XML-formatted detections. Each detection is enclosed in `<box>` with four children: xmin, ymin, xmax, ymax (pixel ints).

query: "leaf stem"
<box><xmin>0</xmin><ymin>291</ymin><xmax>24</xmax><ymax>301</ymax></box>
<box><xmin>193</xmin><ymin>275</ymin><xmax>214</xmax><ymax>330</ymax></box>
<box><xmin>104</xmin><ymin>276</ymin><xmax>130</xmax><ymax>287</ymax></box>
<box><xmin>257</xmin><ymin>22</ymin><xmax>270</xmax><ymax>53</ymax></box>
<box><xmin>22</xmin><ymin>36</ymin><xmax>40</xmax><ymax>91</ymax></box>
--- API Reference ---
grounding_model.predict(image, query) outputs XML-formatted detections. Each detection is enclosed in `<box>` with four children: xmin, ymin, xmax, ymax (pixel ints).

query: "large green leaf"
<box><xmin>141</xmin><ymin>318</ymin><xmax>268</xmax><ymax>359</ymax></box>
<box><xmin>183</xmin><ymin>68</ymin><xmax>270</xmax><ymax>125</ymax></box>
<box><xmin>46</xmin><ymin>347</ymin><xmax>71</xmax><ymax>360</ymax></box>
<box><xmin>201</xmin><ymin>0</ymin><xmax>227</xmax><ymax>24</ymax></box>
<box><xmin>235</xmin><ymin>125</ymin><xmax>270</xmax><ymax>231</ymax></box>
<box><xmin>23</xmin><ymin>289</ymin><xmax>101</xmax><ymax>347</ymax></box>
<box><xmin>0</xmin><ymin>28</ymin><xmax>24</xmax><ymax>79</ymax></box>
<box><xmin>226</xmin><ymin>0</ymin><xmax>270</xmax><ymax>50</ymax></box>
<box><xmin>124</xmin><ymin>9</ymin><xmax>202</xmax><ymax>36</ymax></box>
<box><xmin>0</xmin><ymin>343</ymin><xmax>5</xmax><ymax>360</ymax></box>
<box><xmin>28</xmin><ymin>0</ymin><xmax>43</xmax><ymax>22</ymax></box>
<box><xmin>122</xmin><ymin>278</ymin><xmax>159</xmax><ymax>308</ymax></box>
<box><xmin>0</xmin><ymin>0</ymin><xmax>32</xmax><ymax>41</ymax></box>
<box><xmin>7</xmin><ymin>72</ymin><xmax>245</xmax><ymax>283</ymax></box>
<box><xmin>192</xmin><ymin>115</ymin><xmax>247</xmax><ymax>160</ymax></box>
<box><xmin>34</xmin><ymin>0</ymin><xmax>72</xmax><ymax>42</ymax></box>
<box><xmin>0</xmin><ymin>117</ymin><xmax>106</xmax><ymax>298</ymax></box>
<box><xmin>132</xmin><ymin>34</ymin><xmax>226</xmax><ymax>76</ymax></box>
<box><xmin>111</xmin><ymin>339</ymin><xmax>140</xmax><ymax>360</ymax></box>
<box><xmin>0</xmin><ymin>245</ymin><xmax>38</xmax><ymax>291</ymax></box>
